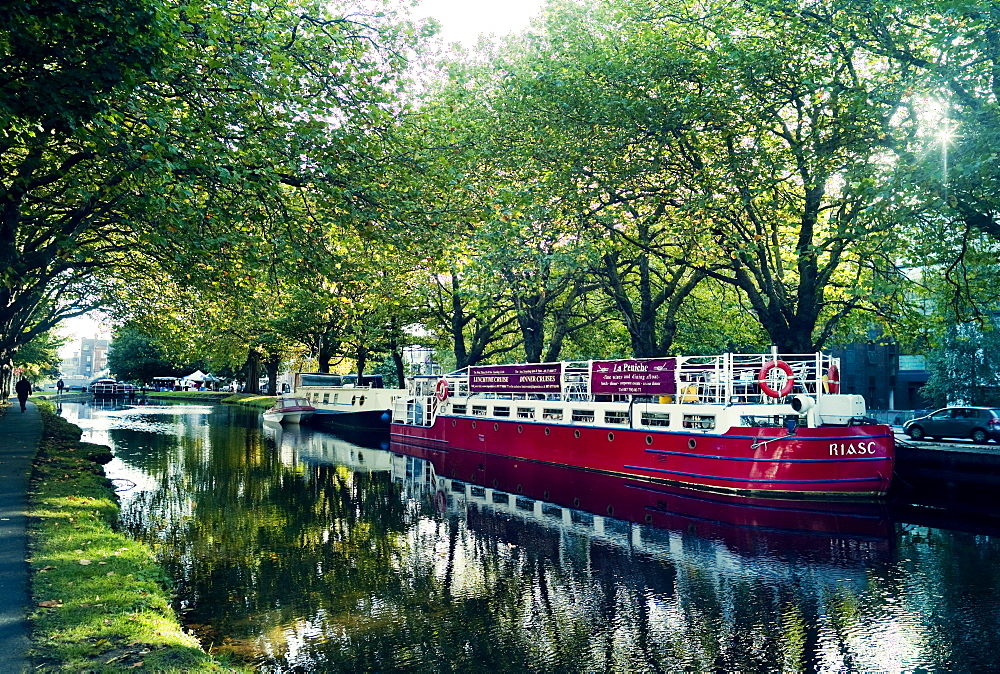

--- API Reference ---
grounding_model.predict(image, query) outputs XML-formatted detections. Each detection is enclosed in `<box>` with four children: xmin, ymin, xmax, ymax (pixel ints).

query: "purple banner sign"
<box><xmin>469</xmin><ymin>363</ymin><xmax>563</xmax><ymax>393</ymax></box>
<box><xmin>590</xmin><ymin>359</ymin><xmax>677</xmax><ymax>395</ymax></box>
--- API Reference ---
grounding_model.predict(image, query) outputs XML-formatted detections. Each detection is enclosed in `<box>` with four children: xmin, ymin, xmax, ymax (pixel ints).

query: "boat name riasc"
<box><xmin>829</xmin><ymin>441</ymin><xmax>878</xmax><ymax>456</ymax></box>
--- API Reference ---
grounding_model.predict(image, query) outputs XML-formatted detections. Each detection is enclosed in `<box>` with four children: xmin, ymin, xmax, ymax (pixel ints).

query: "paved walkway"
<box><xmin>0</xmin><ymin>401</ymin><xmax>40</xmax><ymax>673</ymax></box>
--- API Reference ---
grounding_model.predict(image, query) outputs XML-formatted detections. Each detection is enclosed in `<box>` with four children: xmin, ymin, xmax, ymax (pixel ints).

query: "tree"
<box><xmin>436</xmin><ymin>0</ymin><xmax>924</xmax><ymax>353</ymax></box>
<box><xmin>12</xmin><ymin>330</ymin><xmax>65</xmax><ymax>381</ymax></box>
<box><xmin>0</xmin><ymin>0</ymin><xmax>424</xmax><ymax>395</ymax></box>
<box><xmin>921</xmin><ymin>323</ymin><xmax>1000</xmax><ymax>407</ymax></box>
<box><xmin>425</xmin><ymin>269</ymin><xmax>520</xmax><ymax>369</ymax></box>
<box><xmin>106</xmin><ymin>327</ymin><xmax>184</xmax><ymax>384</ymax></box>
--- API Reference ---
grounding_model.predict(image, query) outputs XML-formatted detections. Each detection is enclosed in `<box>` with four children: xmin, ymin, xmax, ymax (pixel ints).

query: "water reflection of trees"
<box><xmin>100</xmin><ymin>406</ymin><xmax>1000</xmax><ymax>671</ymax></box>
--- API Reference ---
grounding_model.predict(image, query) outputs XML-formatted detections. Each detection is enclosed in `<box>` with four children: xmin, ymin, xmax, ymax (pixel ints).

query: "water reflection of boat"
<box><xmin>391</xmin><ymin>443</ymin><xmax>894</xmax><ymax>562</ymax></box>
<box><xmin>265</xmin><ymin>422</ymin><xmax>392</xmax><ymax>471</ymax></box>
<box><xmin>87</xmin><ymin>398</ymin><xmax>133</xmax><ymax>412</ymax></box>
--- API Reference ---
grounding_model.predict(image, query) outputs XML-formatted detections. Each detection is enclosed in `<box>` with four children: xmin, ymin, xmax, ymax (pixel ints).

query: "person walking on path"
<box><xmin>56</xmin><ymin>379</ymin><xmax>64</xmax><ymax>396</ymax></box>
<box><xmin>14</xmin><ymin>377</ymin><xmax>31</xmax><ymax>413</ymax></box>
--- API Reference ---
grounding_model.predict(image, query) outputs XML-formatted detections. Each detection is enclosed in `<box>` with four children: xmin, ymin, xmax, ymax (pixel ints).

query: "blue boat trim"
<box><xmin>644</xmin><ymin>449</ymin><xmax>890</xmax><ymax>463</ymax></box>
<box><xmin>623</xmin><ymin>465</ymin><xmax>884</xmax><ymax>484</ymax></box>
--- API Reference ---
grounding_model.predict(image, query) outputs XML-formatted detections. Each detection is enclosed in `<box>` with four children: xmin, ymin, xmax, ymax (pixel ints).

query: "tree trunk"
<box><xmin>317</xmin><ymin>331</ymin><xmax>337</xmax><ymax>373</ymax></box>
<box><xmin>355</xmin><ymin>345</ymin><xmax>369</xmax><ymax>378</ymax></box>
<box><xmin>0</xmin><ymin>355</ymin><xmax>12</xmax><ymax>400</ymax></box>
<box><xmin>391</xmin><ymin>348</ymin><xmax>404</xmax><ymax>389</ymax></box>
<box><xmin>264</xmin><ymin>353</ymin><xmax>281</xmax><ymax>395</ymax></box>
<box><xmin>245</xmin><ymin>348</ymin><xmax>262</xmax><ymax>394</ymax></box>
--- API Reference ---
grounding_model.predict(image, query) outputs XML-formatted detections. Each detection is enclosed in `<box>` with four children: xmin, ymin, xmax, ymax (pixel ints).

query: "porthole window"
<box><xmin>688</xmin><ymin>438</ymin><xmax>697</xmax><ymax>449</ymax></box>
<box><xmin>645</xmin><ymin>435</ymin><xmax>653</xmax><ymax>446</ymax></box>
<box><xmin>574</xmin><ymin>430</ymin><xmax>581</xmax><ymax>438</ymax></box>
<box><xmin>608</xmin><ymin>432</ymin><xmax>615</xmax><ymax>442</ymax></box>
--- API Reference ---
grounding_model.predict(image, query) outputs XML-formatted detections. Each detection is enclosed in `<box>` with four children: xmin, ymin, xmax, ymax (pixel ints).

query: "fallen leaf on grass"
<box><xmin>79</xmin><ymin>559</ymin><xmax>92</xmax><ymax>565</ymax></box>
<box><xmin>38</xmin><ymin>600</ymin><xmax>63</xmax><ymax>608</ymax></box>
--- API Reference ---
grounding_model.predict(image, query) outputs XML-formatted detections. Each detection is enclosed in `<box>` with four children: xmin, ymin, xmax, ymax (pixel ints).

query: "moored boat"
<box><xmin>91</xmin><ymin>378</ymin><xmax>125</xmax><ymax>398</ymax></box>
<box><xmin>389</xmin><ymin>352</ymin><xmax>895</xmax><ymax>500</ymax></box>
<box><xmin>293</xmin><ymin>372</ymin><xmax>406</xmax><ymax>432</ymax></box>
<box><xmin>262</xmin><ymin>396</ymin><xmax>316</xmax><ymax>424</ymax></box>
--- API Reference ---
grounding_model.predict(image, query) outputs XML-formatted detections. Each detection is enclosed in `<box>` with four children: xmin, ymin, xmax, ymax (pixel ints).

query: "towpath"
<box><xmin>0</xmin><ymin>401</ymin><xmax>39</xmax><ymax>673</ymax></box>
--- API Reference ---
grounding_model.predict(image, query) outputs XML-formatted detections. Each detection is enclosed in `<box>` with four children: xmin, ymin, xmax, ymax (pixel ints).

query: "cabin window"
<box><xmin>543</xmin><ymin>408</ymin><xmax>564</xmax><ymax>420</ymax></box>
<box><xmin>494</xmin><ymin>406</ymin><xmax>510</xmax><ymax>417</ymax></box>
<box><xmin>333</xmin><ymin>393</ymin><xmax>339</xmax><ymax>403</ymax></box>
<box><xmin>604</xmin><ymin>410</ymin><xmax>629</xmax><ymax>425</ymax></box>
<box><xmin>740</xmin><ymin>415</ymin><xmax>785</xmax><ymax>427</ymax></box>
<box><xmin>451</xmin><ymin>404</ymin><xmax>467</xmax><ymax>415</ymax></box>
<box><xmin>572</xmin><ymin>409</ymin><xmax>595</xmax><ymax>423</ymax></box>
<box><xmin>323</xmin><ymin>393</ymin><xmax>330</xmax><ymax>404</ymax></box>
<box><xmin>641</xmin><ymin>412</ymin><xmax>671</xmax><ymax>427</ymax></box>
<box><xmin>683</xmin><ymin>414</ymin><xmax>716</xmax><ymax>430</ymax></box>
<box><xmin>517</xmin><ymin>407</ymin><xmax>534</xmax><ymax>419</ymax></box>
<box><xmin>472</xmin><ymin>405</ymin><xmax>487</xmax><ymax>416</ymax></box>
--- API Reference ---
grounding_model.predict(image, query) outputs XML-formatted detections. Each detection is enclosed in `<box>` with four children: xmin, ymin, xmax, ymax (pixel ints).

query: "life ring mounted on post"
<box><xmin>435</xmin><ymin>378</ymin><xmax>450</xmax><ymax>402</ymax></box>
<box><xmin>757</xmin><ymin>360</ymin><xmax>795</xmax><ymax>398</ymax></box>
<box><xmin>823</xmin><ymin>363</ymin><xmax>840</xmax><ymax>394</ymax></box>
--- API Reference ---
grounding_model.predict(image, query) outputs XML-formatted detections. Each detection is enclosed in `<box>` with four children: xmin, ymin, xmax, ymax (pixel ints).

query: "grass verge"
<box><xmin>145</xmin><ymin>390</ymin><xmax>276</xmax><ymax>410</ymax></box>
<box><xmin>27</xmin><ymin>400</ymin><xmax>246</xmax><ymax>672</ymax></box>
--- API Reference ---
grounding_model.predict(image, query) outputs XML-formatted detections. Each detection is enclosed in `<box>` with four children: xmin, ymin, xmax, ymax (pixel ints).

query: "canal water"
<box><xmin>57</xmin><ymin>399</ymin><xmax>1000</xmax><ymax>672</ymax></box>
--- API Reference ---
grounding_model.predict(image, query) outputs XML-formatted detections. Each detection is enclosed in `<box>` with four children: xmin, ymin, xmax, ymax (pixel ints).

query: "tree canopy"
<box><xmin>4</xmin><ymin>0</ymin><xmax>999</xmax><ymax>387</ymax></box>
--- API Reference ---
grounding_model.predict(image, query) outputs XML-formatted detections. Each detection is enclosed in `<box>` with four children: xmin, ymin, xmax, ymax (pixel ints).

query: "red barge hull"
<box><xmin>390</xmin><ymin>419</ymin><xmax>894</xmax><ymax>499</ymax></box>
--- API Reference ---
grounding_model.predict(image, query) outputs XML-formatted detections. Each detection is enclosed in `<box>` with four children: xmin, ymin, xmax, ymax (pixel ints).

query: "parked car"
<box><xmin>903</xmin><ymin>406</ymin><xmax>1000</xmax><ymax>443</ymax></box>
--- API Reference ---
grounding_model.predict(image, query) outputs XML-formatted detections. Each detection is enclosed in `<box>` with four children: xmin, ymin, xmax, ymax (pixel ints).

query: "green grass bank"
<box><xmin>25</xmin><ymin>400</ymin><xmax>248</xmax><ymax>672</ymax></box>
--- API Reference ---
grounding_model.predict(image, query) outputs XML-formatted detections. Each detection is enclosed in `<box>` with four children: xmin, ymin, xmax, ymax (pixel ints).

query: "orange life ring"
<box><xmin>435</xmin><ymin>379</ymin><xmax>450</xmax><ymax>402</ymax></box>
<box><xmin>824</xmin><ymin>363</ymin><xmax>840</xmax><ymax>394</ymax></box>
<box><xmin>758</xmin><ymin>360</ymin><xmax>795</xmax><ymax>398</ymax></box>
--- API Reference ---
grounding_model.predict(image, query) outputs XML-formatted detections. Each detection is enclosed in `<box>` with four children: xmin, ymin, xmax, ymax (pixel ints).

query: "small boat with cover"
<box><xmin>262</xmin><ymin>396</ymin><xmax>316</xmax><ymax>424</ymax></box>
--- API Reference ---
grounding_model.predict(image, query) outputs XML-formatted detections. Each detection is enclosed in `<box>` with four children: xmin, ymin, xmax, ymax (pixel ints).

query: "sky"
<box><xmin>414</xmin><ymin>0</ymin><xmax>545</xmax><ymax>46</ymax></box>
<box><xmin>57</xmin><ymin>0</ymin><xmax>545</xmax><ymax>352</ymax></box>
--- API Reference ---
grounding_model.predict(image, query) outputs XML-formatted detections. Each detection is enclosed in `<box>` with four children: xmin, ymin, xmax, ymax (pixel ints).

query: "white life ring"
<box><xmin>758</xmin><ymin>360</ymin><xmax>795</xmax><ymax>398</ymax></box>
<box><xmin>435</xmin><ymin>379</ymin><xmax>450</xmax><ymax>402</ymax></box>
